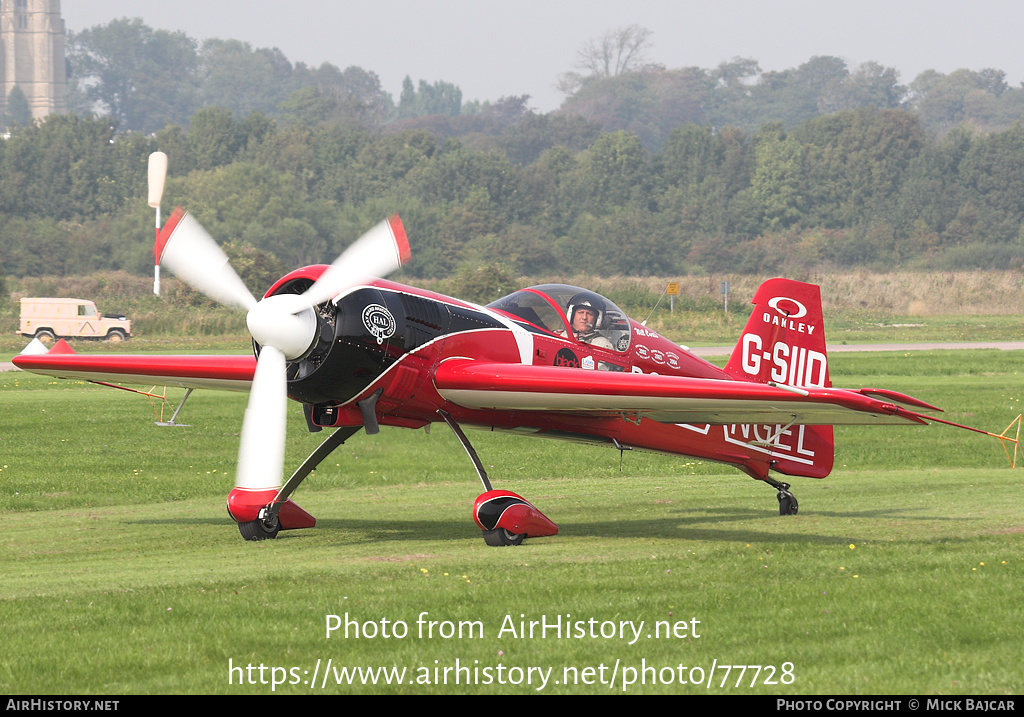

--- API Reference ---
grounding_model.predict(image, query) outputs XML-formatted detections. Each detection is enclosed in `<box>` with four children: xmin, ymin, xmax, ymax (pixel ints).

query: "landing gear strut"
<box><xmin>764</xmin><ymin>475</ymin><xmax>799</xmax><ymax>515</ymax></box>
<box><xmin>229</xmin><ymin>426</ymin><xmax>361</xmax><ymax>540</ymax></box>
<box><xmin>438</xmin><ymin>410</ymin><xmax>558</xmax><ymax>546</ymax></box>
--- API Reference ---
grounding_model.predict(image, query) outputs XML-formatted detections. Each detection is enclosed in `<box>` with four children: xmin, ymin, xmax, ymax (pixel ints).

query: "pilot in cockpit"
<box><xmin>567</xmin><ymin>292</ymin><xmax>613</xmax><ymax>349</ymax></box>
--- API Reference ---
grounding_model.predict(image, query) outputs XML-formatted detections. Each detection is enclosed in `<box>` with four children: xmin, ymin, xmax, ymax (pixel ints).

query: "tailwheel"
<box><xmin>482</xmin><ymin>528</ymin><xmax>525</xmax><ymax>547</ymax></box>
<box><xmin>237</xmin><ymin>508</ymin><xmax>280</xmax><ymax>541</ymax></box>
<box><xmin>777</xmin><ymin>490</ymin><xmax>798</xmax><ymax>515</ymax></box>
<box><xmin>763</xmin><ymin>476</ymin><xmax>798</xmax><ymax>515</ymax></box>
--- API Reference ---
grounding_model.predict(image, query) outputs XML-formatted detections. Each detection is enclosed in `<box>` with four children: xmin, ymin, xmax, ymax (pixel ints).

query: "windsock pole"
<box><xmin>148</xmin><ymin>152</ymin><xmax>168</xmax><ymax>295</ymax></box>
<box><xmin>153</xmin><ymin>205</ymin><xmax>161</xmax><ymax>295</ymax></box>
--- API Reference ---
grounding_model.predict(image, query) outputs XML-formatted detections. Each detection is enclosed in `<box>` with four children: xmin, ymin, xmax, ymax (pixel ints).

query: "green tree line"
<box><xmin>3</xmin><ymin>19</ymin><xmax>1024</xmax><ymax>282</ymax></box>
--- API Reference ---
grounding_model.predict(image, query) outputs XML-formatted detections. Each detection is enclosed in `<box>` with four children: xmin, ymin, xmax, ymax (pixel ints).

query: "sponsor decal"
<box><xmin>554</xmin><ymin>348</ymin><xmax>580</xmax><ymax>368</ymax></box>
<box><xmin>677</xmin><ymin>423</ymin><xmax>818</xmax><ymax>467</ymax></box>
<box><xmin>581</xmin><ymin>355</ymin><xmax>596</xmax><ymax>370</ymax></box>
<box><xmin>762</xmin><ymin>295</ymin><xmax>815</xmax><ymax>334</ymax></box>
<box><xmin>767</xmin><ymin>296</ymin><xmax>808</xmax><ymax>319</ymax></box>
<box><xmin>361</xmin><ymin>304</ymin><xmax>396</xmax><ymax>345</ymax></box>
<box><xmin>723</xmin><ymin>424</ymin><xmax>817</xmax><ymax>466</ymax></box>
<box><xmin>761</xmin><ymin>312</ymin><xmax>817</xmax><ymax>334</ymax></box>
<box><xmin>725</xmin><ymin>423</ymin><xmax>816</xmax><ymax>458</ymax></box>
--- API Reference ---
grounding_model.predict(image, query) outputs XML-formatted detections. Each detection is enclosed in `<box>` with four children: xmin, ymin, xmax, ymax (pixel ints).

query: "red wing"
<box><xmin>433</xmin><ymin>359</ymin><xmax>939</xmax><ymax>426</ymax></box>
<box><xmin>12</xmin><ymin>350</ymin><xmax>255</xmax><ymax>392</ymax></box>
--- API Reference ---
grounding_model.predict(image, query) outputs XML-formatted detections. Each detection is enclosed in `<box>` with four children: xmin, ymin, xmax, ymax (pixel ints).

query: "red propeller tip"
<box><xmin>154</xmin><ymin>206</ymin><xmax>187</xmax><ymax>264</ymax></box>
<box><xmin>388</xmin><ymin>215</ymin><xmax>411</xmax><ymax>266</ymax></box>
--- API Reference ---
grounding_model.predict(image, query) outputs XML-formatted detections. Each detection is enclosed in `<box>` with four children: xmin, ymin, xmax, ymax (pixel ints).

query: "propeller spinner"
<box><xmin>154</xmin><ymin>208</ymin><xmax>410</xmax><ymax>535</ymax></box>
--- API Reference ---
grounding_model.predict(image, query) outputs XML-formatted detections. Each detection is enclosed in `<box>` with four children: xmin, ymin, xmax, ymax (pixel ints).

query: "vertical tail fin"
<box><xmin>725</xmin><ymin>278</ymin><xmax>831</xmax><ymax>388</ymax></box>
<box><xmin>725</xmin><ymin>279</ymin><xmax>834</xmax><ymax>478</ymax></box>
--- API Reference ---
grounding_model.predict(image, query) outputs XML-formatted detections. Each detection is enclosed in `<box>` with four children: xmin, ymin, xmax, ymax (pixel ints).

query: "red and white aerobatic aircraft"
<box><xmin>14</xmin><ymin>207</ymin><xmax>1014</xmax><ymax>545</ymax></box>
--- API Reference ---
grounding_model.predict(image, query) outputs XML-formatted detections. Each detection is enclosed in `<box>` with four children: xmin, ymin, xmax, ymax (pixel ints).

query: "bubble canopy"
<box><xmin>486</xmin><ymin>284</ymin><xmax>631</xmax><ymax>353</ymax></box>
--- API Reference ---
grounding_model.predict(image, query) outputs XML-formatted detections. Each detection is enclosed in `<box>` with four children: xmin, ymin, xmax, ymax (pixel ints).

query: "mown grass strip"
<box><xmin>1</xmin><ymin>350</ymin><xmax>1021</xmax><ymax>694</ymax></box>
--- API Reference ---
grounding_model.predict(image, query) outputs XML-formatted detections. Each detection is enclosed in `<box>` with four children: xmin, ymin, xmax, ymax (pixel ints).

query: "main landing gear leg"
<box><xmin>232</xmin><ymin>426</ymin><xmax>362</xmax><ymax>541</ymax></box>
<box><xmin>437</xmin><ymin>410</ymin><xmax>558</xmax><ymax>546</ymax></box>
<box><xmin>764</xmin><ymin>475</ymin><xmax>799</xmax><ymax>515</ymax></box>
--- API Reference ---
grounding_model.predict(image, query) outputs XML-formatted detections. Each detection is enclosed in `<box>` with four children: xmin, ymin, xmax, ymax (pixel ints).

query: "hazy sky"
<box><xmin>60</xmin><ymin>0</ymin><xmax>1024</xmax><ymax>113</ymax></box>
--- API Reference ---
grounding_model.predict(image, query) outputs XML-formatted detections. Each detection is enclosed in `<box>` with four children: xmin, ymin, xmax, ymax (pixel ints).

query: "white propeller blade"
<box><xmin>157</xmin><ymin>210</ymin><xmax>257</xmax><ymax>312</ymax></box>
<box><xmin>302</xmin><ymin>215</ymin><xmax>410</xmax><ymax>307</ymax></box>
<box><xmin>236</xmin><ymin>345</ymin><xmax>287</xmax><ymax>490</ymax></box>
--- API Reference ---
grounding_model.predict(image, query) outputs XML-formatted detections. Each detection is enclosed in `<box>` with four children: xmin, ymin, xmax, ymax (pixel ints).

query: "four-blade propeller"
<box><xmin>154</xmin><ymin>205</ymin><xmax>409</xmax><ymax>494</ymax></box>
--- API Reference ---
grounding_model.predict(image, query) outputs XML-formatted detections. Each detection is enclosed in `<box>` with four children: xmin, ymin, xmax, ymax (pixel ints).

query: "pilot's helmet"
<box><xmin>567</xmin><ymin>292</ymin><xmax>605</xmax><ymax>331</ymax></box>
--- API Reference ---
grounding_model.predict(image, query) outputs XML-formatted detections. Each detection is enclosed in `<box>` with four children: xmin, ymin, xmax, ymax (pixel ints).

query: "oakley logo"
<box><xmin>767</xmin><ymin>296</ymin><xmax>808</xmax><ymax>319</ymax></box>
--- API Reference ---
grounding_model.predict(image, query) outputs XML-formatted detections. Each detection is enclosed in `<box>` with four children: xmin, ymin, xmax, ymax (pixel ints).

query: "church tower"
<box><xmin>0</xmin><ymin>0</ymin><xmax>67</xmax><ymax>124</ymax></box>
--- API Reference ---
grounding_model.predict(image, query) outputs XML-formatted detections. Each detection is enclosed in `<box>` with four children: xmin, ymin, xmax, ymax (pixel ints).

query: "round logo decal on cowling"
<box><xmin>361</xmin><ymin>304</ymin><xmax>396</xmax><ymax>344</ymax></box>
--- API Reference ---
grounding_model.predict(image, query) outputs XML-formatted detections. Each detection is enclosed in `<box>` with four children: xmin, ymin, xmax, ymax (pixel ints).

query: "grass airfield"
<box><xmin>1</xmin><ymin>350</ymin><xmax>1022</xmax><ymax>695</ymax></box>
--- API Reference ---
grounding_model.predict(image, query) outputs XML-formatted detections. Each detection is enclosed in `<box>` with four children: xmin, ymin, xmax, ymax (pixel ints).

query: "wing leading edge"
<box><xmin>433</xmin><ymin>359</ymin><xmax>939</xmax><ymax>427</ymax></box>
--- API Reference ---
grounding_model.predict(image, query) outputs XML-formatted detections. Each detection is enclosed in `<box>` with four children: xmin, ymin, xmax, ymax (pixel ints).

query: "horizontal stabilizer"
<box><xmin>856</xmin><ymin>388</ymin><xmax>942</xmax><ymax>412</ymax></box>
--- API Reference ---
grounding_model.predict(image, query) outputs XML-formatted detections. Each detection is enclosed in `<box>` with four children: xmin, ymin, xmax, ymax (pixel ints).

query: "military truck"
<box><xmin>18</xmin><ymin>298</ymin><xmax>132</xmax><ymax>343</ymax></box>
